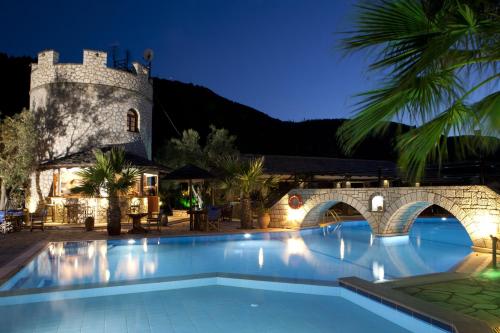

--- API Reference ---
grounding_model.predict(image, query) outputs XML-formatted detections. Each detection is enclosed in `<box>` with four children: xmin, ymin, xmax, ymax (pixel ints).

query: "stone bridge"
<box><xmin>269</xmin><ymin>186</ymin><xmax>500</xmax><ymax>251</ymax></box>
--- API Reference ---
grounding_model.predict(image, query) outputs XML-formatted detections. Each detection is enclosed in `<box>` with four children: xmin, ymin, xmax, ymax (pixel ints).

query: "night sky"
<box><xmin>0</xmin><ymin>0</ymin><xmax>380</xmax><ymax>121</ymax></box>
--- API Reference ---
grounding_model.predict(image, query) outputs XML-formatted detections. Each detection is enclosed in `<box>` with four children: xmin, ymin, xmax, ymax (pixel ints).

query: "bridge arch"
<box><xmin>301</xmin><ymin>192</ymin><xmax>377</xmax><ymax>231</ymax></box>
<box><xmin>381</xmin><ymin>191</ymin><xmax>472</xmax><ymax>237</ymax></box>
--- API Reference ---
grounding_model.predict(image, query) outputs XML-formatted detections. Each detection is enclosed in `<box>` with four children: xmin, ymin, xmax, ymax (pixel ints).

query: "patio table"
<box><xmin>127</xmin><ymin>212</ymin><xmax>149</xmax><ymax>234</ymax></box>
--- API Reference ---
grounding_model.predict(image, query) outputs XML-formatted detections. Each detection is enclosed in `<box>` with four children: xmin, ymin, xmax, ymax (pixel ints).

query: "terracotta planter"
<box><xmin>258</xmin><ymin>212</ymin><xmax>270</xmax><ymax>229</ymax></box>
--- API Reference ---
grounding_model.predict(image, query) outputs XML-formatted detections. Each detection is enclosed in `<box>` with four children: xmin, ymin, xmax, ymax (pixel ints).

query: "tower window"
<box><xmin>127</xmin><ymin>109</ymin><xmax>139</xmax><ymax>132</ymax></box>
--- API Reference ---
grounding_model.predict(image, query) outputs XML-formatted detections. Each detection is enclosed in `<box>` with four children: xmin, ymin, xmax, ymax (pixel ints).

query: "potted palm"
<box><xmin>217</xmin><ymin>156</ymin><xmax>275</xmax><ymax>229</ymax></box>
<box><xmin>71</xmin><ymin>148</ymin><xmax>141</xmax><ymax>236</ymax></box>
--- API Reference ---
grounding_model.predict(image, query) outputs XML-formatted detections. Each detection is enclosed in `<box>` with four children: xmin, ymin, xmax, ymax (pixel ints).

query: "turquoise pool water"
<box><xmin>1</xmin><ymin>218</ymin><xmax>472</xmax><ymax>291</ymax></box>
<box><xmin>0</xmin><ymin>285</ymin><xmax>440</xmax><ymax>333</ymax></box>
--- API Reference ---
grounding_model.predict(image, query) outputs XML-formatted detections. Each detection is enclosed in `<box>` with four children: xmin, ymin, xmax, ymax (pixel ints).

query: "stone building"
<box><xmin>27</xmin><ymin>49</ymin><xmax>162</xmax><ymax>223</ymax></box>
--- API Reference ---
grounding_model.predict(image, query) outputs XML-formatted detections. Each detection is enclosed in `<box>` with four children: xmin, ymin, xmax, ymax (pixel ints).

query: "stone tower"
<box><xmin>30</xmin><ymin>49</ymin><xmax>153</xmax><ymax>160</ymax></box>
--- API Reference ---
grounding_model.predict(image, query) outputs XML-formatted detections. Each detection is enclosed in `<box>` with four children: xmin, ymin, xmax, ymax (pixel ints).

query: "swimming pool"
<box><xmin>0</xmin><ymin>218</ymin><xmax>471</xmax><ymax>333</ymax></box>
<box><xmin>1</xmin><ymin>218</ymin><xmax>472</xmax><ymax>291</ymax></box>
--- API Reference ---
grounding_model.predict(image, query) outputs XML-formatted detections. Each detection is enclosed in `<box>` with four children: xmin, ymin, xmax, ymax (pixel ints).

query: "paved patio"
<box><xmin>398</xmin><ymin>273</ymin><xmax>500</xmax><ymax>328</ymax></box>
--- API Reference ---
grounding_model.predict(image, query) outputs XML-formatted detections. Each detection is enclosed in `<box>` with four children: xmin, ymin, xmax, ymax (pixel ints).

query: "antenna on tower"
<box><xmin>143</xmin><ymin>48</ymin><xmax>154</xmax><ymax>78</ymax></box>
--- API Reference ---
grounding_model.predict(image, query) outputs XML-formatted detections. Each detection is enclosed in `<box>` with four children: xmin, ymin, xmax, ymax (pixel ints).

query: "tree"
<box><xmin>0</xmin><ymin>109</ymin><xmax>37</xmax><ymax>211</ymax></box>
<box><xmin>158</xmin><ymin>125</ymin><xmax>238</xmax><ymax>170</ymax></box>
<box><xmin>71</xmin><ymin>148</ymin><xmax>141</xmax><ymax>235</ymax></box>
<box><xmin>204</xmin><ymin>125</ymin><xmax>238</xmax><ymax>164</ymax></box>
<box><xmin>158</xmin><ymin>126</ymin><xmax>239</xmax><ymax>208</ymax></box>
<box><xmin>161</xmin><ymin>129</ymin><xmax>204</xmax><ymax>169</ymax></box>
<box><xmin>338</xmin><ymin>0</ymin><xmax>500</xmax><ymax>181</ymax></box>
<box><xmin>217</xmin><ymin>156</ymin><xmax>275</xmax><ymax>229</ymax></box>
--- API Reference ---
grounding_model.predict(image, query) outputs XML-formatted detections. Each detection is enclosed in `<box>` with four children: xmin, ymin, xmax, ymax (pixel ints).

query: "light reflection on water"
<box><xmin>1</xmin><ymin>218</ymin><xmax>472</xmax><ymax>291</ymax></box>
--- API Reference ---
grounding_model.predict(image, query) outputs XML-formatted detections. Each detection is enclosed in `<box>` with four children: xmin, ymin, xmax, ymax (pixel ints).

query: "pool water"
<box><xmin>1</xmin><ymin>218</ymin><xmax>472</xmax><ymax>291</ymax></box>
<box><xmin>0</xmin><ymin>285</ymin><xmax>424</xmax><ymax>333</ymax></box>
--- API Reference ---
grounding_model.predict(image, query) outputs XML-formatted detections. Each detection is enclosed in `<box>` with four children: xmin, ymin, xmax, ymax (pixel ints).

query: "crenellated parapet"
<box><xmin>30</xmin><ymin>49</ymin><xmax>152</xmax><ymax>100</ymax></box>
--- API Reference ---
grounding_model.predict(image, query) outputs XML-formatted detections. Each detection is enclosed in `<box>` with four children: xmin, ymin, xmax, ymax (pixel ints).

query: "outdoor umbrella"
<box><xmin>164</xmin><ymin>164</ymin><xmax>214</xmax><ymax>230</ymax></box>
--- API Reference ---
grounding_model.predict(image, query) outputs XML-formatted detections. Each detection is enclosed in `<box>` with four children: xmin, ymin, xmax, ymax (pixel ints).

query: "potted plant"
<box><xmin>257</xmin><ymin>204</ymin><xmax>271</xmax><ymax>229</ymax></box>
<box><xmin>217</xmin><ymin>156</ymin><xmax>277</xmax><ymax>229</ymax></box>
<box><xmin>84</xmin><ymin>216</ymin><xmax>95</xmax><ymax>231</ymax></box>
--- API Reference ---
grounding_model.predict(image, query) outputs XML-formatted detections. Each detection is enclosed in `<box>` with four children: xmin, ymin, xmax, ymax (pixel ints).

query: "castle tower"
<box><xmin>30</xmin><ymin>49</ymin><xmax>153</xmax><ymax>160</ymax></box>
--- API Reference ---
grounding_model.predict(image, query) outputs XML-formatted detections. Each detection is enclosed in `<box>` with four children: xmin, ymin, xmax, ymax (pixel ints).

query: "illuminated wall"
<box><xmin>270</xmin><ymin>186</ymin><xmax>500</xmax><ymax>251</ymax></box>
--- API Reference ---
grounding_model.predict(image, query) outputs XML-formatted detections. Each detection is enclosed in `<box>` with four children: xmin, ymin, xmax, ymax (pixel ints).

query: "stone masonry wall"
<box><xmin>270</xmin><ymin>186</ymin><xmax>500</xmax><ymax>251</ymax></box>
<box><xmin>30</xmin><ymin>50</ymin><xmax>153</xmax><ymax>159</ymax></box>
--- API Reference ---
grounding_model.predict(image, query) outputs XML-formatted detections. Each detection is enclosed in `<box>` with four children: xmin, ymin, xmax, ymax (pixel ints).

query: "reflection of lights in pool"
<box><xmin>105</xmin><ymin>269</ymin><xmax>110</xmax><ymax>282</ymax></box>
<box><xmin>128</xmin><ymin>239</ymin><xmax>136</xmax><ymax>245</ymax></box>
<box><xmin>372</xmin><ymin>261</ymin><xmax>385</xmax><ymax>282</ymax></box>
<box><xmin>143</xmin><ymin>239</ymin><xmax>148</xmax><ymax>253</ymax></box>
<box><xmin>287</xmin><ymin>238</ymin><xmax>306</xmax><ymax>255</ymax></box>
<box><xmin>244</xmin><ymin>233</ymin><xmax>251</xmax><ymax>239</ymax></box>
<box><xmin>258</xmin><ymin>247</ymin><xmax>264</xmax><ymax>268</ymax></box>
<box><xmin>340</xmin><ymin>238</ymin><xmax>345</xmax><ymax>260</ymax></box>
<box><xmin>378</xmin><ymin>235</ymin><xmax>409</xmax><ymax>245</ymax></box>
<box><xmin>87</xmin><ymin>244</ymin><xmax>95</xmax><ymax>259</ymax></box>
<box><xmin>250</xmin><ymin>304</ymin><xmax>259</xmax><ymax>307</ymax></box>
<box><xmin>441</xmin><ymin>217</ymin><xmax>447</xmax><ymax>221</ymax></box>
<box><xmin>370</xmin><ymin>233</ymin><xmax>373</xmax><ymax>247</ymax></box>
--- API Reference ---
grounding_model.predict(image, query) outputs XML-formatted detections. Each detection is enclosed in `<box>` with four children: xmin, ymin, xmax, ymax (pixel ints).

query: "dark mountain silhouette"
<box><xmin>152</xmin><ymin>78</ymin><xmax>411</xmax><ymax>161</ymax></box>
<box><xmin>0</xmin><ymin>53</ymin><xmax>33</xmax><ymax>117</ymax></box>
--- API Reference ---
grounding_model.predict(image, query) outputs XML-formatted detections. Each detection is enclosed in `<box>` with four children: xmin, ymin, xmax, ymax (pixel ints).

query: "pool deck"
<box><xmin>339</xmin><ymin>277</ymin><xmax>492</xmax><ymax>333</ymax></box>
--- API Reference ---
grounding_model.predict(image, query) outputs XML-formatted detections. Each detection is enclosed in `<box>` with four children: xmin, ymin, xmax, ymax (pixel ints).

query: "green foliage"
<box><xmin>0</xmin><ymin>109</ymin><xmax>37</xmax><ymax>209</ymax></box>
<box><xmin>71</xmin><ymin>148</ymin><xmax>141</xmax><ymax>197</ymax></box>
<box><xmin>158</xmin><ymin>125</ymin><xmax>238</xmax><ymax>170</ymax></box>
<box><xmin>338</xmin><ymin>0</ymin><xmax>500</xmax><ymax>181</ymax></box>
<box><xmin>215</xmin><ymin>156</ymin><xmax>277</xmax><ymax>228</ymax></box>
<box><xmin>216</xmin><ymin>156</ymin><xmax>277</xmax><ymax>202</ymax></box>
<box><xmin>204</xmin><ymin>125</ymin><xmax>238</xmax><ymax>163</ymax></box>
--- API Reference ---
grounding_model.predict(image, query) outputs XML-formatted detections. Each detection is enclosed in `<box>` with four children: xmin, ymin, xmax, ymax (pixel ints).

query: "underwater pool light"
<box><xmin>128</xmin><ymin>239</ymin><xmax>136</xmax><ymax>245</ymax></box>
<box><xmin>244</xmin><ymin>233</ymin><xmax>251</xmax><ymax>239</ymax></box>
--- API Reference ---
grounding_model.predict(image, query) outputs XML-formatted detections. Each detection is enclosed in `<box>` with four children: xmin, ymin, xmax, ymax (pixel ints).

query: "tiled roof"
<box><xmin>39</xmin><ymin>146</ymin><xmax>169</xmax><ymax>172</ymax></box>
<box><xmin>244</xmin><ymin>154</ymin><xmax>398</xmax><ymax>178</ymax></box>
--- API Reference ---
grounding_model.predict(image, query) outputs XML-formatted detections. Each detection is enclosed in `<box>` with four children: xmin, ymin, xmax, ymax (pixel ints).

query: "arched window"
<box><xmin>371</xmin><ymin>194</ymin><xmax>384</xmax><ymax>212</ymax></box>
<box><xmin>127</xmin><ymin>109</ymin><xmax>139</xmax><ymax>132</ymax></box>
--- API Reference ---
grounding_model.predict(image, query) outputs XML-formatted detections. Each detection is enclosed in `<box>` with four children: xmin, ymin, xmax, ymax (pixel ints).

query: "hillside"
<box><xmin>152</xmin><ymin>78</ymin><xmax>410</xmax><ymax>161</ymax></box>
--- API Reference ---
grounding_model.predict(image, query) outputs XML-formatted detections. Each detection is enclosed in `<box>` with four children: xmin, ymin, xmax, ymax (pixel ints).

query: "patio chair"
<box><xmin>30</xmin><ymin>208</ymin><xmax>48</xmax><ymax>232</ymax></box>
<box><xmin>147</xmin><ymin>211</ymin><xmax>162</xmax><ymax>232</ymax></box>
<box><xmin>206</xmin><ymin>207</ymin><xmax>221</xmax><ymax>232</ymax></box>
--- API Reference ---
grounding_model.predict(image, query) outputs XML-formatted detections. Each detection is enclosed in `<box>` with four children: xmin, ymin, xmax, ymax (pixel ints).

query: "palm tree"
<box><xmin>71</xmin><ymin>148</ymin><xmax>141</xmax><ymax>235</ymax></box>
<box><xmin>338</xmin><ymin>0</ymin><xmax>500</xmax><ymax>181</ymax></box>
<box><xmin>217</xmin><ymin>156</ymin><xmax>275</xmax><ymax>229</ymax></box>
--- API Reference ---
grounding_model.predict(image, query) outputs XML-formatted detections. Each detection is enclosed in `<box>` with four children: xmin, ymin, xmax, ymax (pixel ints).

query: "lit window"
<box><xmin>127</xmin><ymin>109</ymin><xmax>139</xmax><ymax>132</ymax></box>
<box><xmin>371</xmin><ymin>195</ymin><xmax>384</xmax><ymax>212</ymax></box>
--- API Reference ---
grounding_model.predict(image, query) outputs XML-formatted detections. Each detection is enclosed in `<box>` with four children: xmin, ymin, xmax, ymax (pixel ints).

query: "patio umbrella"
<box><xmin>164</xmin><ymin>164</ymin><xmax>214</xmax><ymax>230</ymax></box>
